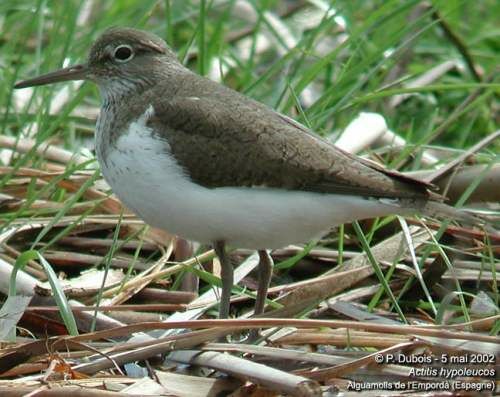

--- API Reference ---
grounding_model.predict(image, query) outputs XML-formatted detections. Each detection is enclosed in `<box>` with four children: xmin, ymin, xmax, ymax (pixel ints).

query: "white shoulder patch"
<box><xmin>378</xmin><ymin>197</ymin><xmax>401</xmax><ymax>206</ymax></box>
<box><xmin>137</xmin><ymin>104</ymin><xmax>155</xmax><ymax>125</ymax></box>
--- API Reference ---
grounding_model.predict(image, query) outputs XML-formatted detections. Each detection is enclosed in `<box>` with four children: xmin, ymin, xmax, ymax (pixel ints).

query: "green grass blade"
<box><xmin>353</xmin><ymin>221</ymin><xmax>407</xmax><ymax>323</ymax></box>
<box><xmin>36</xmin><ymin>252</ymin><xmax>79</xmax><ymax>335</ymax></box>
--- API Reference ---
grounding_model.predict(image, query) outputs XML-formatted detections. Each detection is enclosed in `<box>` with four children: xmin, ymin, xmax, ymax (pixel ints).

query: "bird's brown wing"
<box><xmin>275</xmin><ymin>112</ymin><xmax>436</xmax><ymax>190</ymax></box>
<box><xmin>148</xmin><ymin>95</ymin><xmax>430</xmax><ymax>199</ymax></box>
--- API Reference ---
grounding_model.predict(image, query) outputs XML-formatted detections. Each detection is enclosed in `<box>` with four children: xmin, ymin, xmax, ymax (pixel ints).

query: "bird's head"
<box><xmin>15</xmin><ymin>27</ymin><xmax>181</xmax><ymax>99</ymax></box>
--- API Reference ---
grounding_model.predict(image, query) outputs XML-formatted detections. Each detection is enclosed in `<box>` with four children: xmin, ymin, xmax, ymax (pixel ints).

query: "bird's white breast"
<box><xmin>96</xmin><ymin>107</ymin><xmax>404</xmax><ymax>249</ymax></box>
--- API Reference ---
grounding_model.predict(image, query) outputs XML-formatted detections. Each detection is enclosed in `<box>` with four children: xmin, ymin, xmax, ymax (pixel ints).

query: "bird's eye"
<box><xmin>113</xmin><ymin>45</ymin><xmax>134</xmax><ymax>62</ymax></box>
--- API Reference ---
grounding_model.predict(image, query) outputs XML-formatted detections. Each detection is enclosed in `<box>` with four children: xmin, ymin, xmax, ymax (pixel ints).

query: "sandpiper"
<box><xmin>15</xmin><ymin>27</ymin><xmax>480</xmax><ymax>319</ymax></box>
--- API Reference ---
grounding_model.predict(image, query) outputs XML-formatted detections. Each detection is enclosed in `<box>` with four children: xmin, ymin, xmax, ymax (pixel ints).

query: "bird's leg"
<box><xmin>214</xmin><ymin>240</ymin><xmax>233</xmax><ymax>319</ymax></box>
<box><xmin>248</xmin><ymin>250</ymin><xmax>273</xmax><ymax>340</ymax></box>
<box><xmin>254</xmin><ymin>250</ymin><xmax>273</xmax><ymax>316</ymax></box>
<box><xmin>176</xmin><ymin>238</ymin><xmax>198</xmax><ymax>294</ymax></box>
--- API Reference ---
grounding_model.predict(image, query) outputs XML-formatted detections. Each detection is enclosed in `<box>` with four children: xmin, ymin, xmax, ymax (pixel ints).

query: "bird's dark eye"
<box><xmin>113</xmin><ymin>45</ymin><xmax>134</xmax><ymax>62</ymax></box>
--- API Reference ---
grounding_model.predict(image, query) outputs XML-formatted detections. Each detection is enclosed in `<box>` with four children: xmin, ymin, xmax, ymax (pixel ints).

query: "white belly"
<box><xmin>98</xmin><ymin>114</ymin><xmax>403</xmax><ymax>249</ymax></box>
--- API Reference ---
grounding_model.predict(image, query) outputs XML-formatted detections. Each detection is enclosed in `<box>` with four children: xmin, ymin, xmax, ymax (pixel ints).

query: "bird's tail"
<box><xmin>395</xmin><ymin>198</ymin><xmax>499</xmax><ymax>235</ymax></box>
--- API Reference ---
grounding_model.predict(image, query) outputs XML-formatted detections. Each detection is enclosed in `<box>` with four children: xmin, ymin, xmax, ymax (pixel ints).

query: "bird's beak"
<box><xmin>14</xmin><ymin>64</ymin><xmax>88</xmax><ymax>89</ymax></box>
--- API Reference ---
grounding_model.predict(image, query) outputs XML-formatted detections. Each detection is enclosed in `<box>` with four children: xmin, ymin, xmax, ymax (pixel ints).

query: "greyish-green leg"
<box><xmin>214</xmin><ymin>241</ymin><xmax>233</xmax><ymax>319</ymax></box>
<box><xmin>254</xmin><ymin>250</ymin><xmax>273</xmax><ymax>316</ymax></box>
<box><xmin>249</xmin><ymin>250</ymin><xmax>273</xmax><ymax>340</ymax></box>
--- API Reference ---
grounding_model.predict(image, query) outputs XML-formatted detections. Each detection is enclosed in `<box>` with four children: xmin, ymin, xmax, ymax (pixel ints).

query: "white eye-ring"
<box><xmin>113</xmin><ymin>44</ymin><xmax>134</xmax><ymax>63</ymax></box>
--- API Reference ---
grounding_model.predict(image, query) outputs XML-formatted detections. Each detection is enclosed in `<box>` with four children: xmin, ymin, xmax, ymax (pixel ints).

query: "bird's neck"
<box><xmin>94</xmin><ymin>61</ymin><xmax>191</xmax><ymax>163</ymax></box>
<box><xmin>95</xmin><ymin>82</ymin><xmax>157</xmax><ymax>165</ymax></box>
<box><xmin>98</xmin><ymin>77</ymin><xmax>149</xmax><ymax>107</ymax></box>
<box><xmin>98</xmin><ymin>60</ymin><xmax>188</xmax><ymax>106</ymax></box>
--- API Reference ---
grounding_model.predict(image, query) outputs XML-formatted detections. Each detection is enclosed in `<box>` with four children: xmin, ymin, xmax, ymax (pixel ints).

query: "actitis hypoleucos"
<box><xmin>15</xmin><ymin>27</ymin><xmax>485</xmax><ymax>319</ymax></box>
